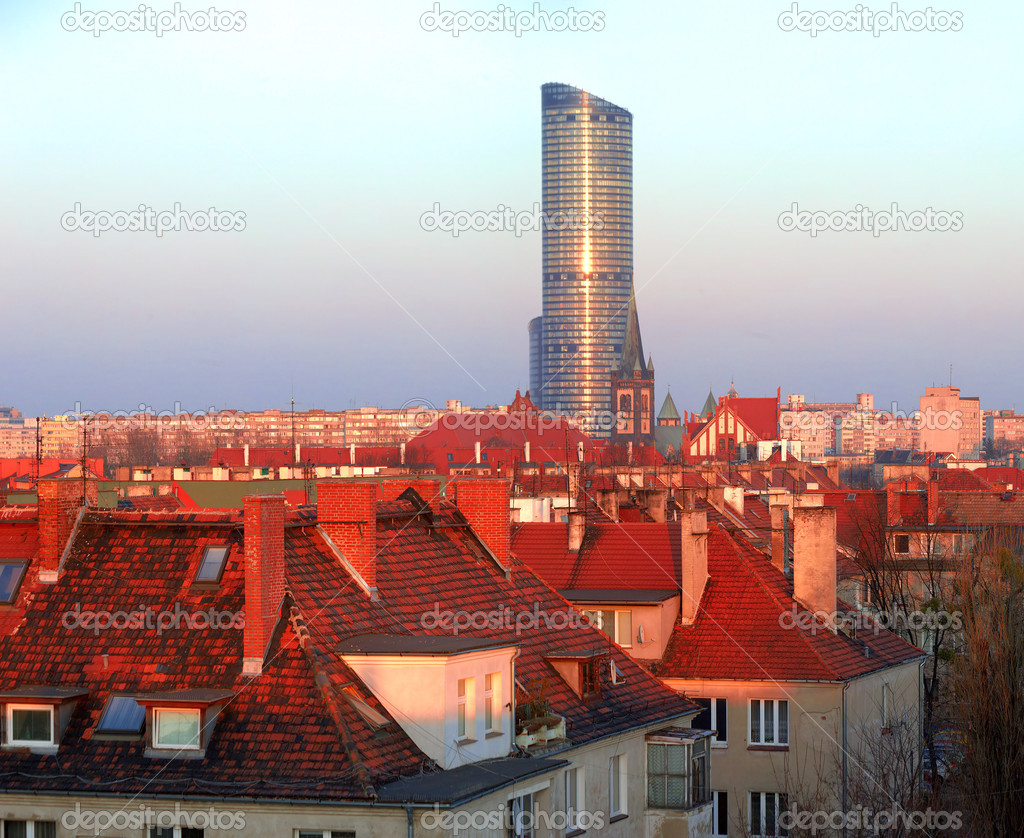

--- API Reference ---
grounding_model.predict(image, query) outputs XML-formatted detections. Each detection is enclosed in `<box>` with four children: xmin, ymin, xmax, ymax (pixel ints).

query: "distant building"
<box><xmin>610</xmin><ymin>292</ymin><xmax>655</xmax><ymax>448</ymax></box>
<box><xmin>918</xmin><ymin>386</ymin><xmax>982</xmax><ymax>458</ymax></box>
<box><xmin>531</xmin><ymin>82</ymin><xmax>635</xmax><ymax>436</ymax></box>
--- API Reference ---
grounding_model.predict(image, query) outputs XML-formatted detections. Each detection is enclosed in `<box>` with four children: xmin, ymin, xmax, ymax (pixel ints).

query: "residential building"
<box><xmin>0</xmin><ymin>477</ymin><xmax>713</xmax><ymax>837</ymax></box>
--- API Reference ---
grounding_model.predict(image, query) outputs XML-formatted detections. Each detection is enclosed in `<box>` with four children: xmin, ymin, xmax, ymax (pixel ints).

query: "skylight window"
<box><xmin>194</xmin><ymin>545</ymin><xmax>229</xmax><ymax>584</ymax></box>
<box><xmin>97</xmin><ymin>696</ymin><xmax>146</xmax><ymax>735</ymax></box>
<box><xmin>0</xmin><ymin>562</ymin><xmax>27</xmax><ymax>604</ymax></box>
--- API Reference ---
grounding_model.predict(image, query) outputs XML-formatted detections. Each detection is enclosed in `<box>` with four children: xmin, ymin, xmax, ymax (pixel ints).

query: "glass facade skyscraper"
<box><xmin>532</xmin><ymin>83</ymin><xmax>634</xmax><ymax>435</ymax></box>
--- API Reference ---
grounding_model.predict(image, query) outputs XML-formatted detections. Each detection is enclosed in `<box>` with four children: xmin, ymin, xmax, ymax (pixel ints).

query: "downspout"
<box><xmin>407</xmin><ymin>805</ymin><xmax>414</xmax><ymax>838</ymax></box>
<box><xmin>841</xmin><ymin>681</ymin><xmax>849</xmax><ymax>838</ymax></box>
<box><xmin>510</xmin><ymin>645</ymin><xmax>522</xmax><ymax>745</ymax></box>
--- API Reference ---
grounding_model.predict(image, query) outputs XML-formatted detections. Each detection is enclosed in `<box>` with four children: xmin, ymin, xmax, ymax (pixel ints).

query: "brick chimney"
<box><xmin>679</xmin><ymin>510</ymin><xmax>709</xmax><ymax>625</ymax></box>
<box><xmin>38</xmin><ymin>479</ymin><xmax>96</xmax><ymax>584</ymax></box>
<box><xmin>318</xmin><ymin>480</ymin><xmax>378</xmax><ymax>599</ymax></box>
<box><xmin>927</xmin><ymin>478</ymin><xmax>940</xmax><ymax>525</ymax></box>
<box><xmin>243</xmin><ymin>494</ymin><xmax>286</xmax><ymax>675</ymax></box>
<box><xmin>793</xmin><ymin>506</ymin><xmax>837</xmax><ymax>623</ymax></box>
<box><xmin>451</xmin><ymin>478</ymin><xmax>510</xmax><ymax>570</ymax></box>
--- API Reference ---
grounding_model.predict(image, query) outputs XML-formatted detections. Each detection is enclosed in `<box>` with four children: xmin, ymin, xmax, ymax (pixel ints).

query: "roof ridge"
<box><xmin>286</xmin><ymin>595</ymin><xmax>378</xmax><ymax>799</ymax></box>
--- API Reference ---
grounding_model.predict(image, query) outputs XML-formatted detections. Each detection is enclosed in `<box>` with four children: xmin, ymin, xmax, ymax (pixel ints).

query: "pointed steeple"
<box><xmin>658</xmin><ymin>390</ymin><xmax>681</xmax><ymax>422</ymax></box>
<box><xmin>700</xmin><ymin>389</ymin><xmax>717</xmax><ymax>419</ymax></box>
<box><xmin>647</xmin><ymin>354</ymin><xmax>655</xmax><ymax>374</ymax></box>
<box><xmin>727</xmin><ymin>380</ymin><xmax>738</xmax><ymax>399</ymax></box>
<box><xmin>617</xmin><ymin>285</ymin><xmax>646</xmax><ymax>378</ymax></box>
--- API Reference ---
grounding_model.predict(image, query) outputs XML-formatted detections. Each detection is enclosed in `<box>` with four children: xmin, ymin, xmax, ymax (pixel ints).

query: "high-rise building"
<box><xmin>532</xmin><ymin>83</ymin><xmax>635</xmax><ymax>435</ymax></box>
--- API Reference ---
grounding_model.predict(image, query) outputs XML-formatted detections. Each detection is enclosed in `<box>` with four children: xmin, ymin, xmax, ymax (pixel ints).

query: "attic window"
<box><xmin>194</xmin><ymin>545</ymin><xmax>229</xmax><ymax>584</ymax></box>
<box><xmin>7</xmin><ymin>705</ymin><xmax>53</xmax><ymax>747</ymax></box>
<box><xmin>153</xmin><ymin>709</ymin><xmax>200</xmax><ymax>750</ymax></box>
<box><xmin>0</xmin><ymin>561</ymin><xmax>27</xmax><ymax>604</ymax></box>
<box><xmin>96</xmin><ymin>696</ymin><xmax>146</xmax><ymax>736</ymax></box>
<box><xmin>341</xmin><ymin>686</ymin><xmax>390</xmax><ymax>730</ymax></box>
<box><xmin>580</xmin><ymin>659</ymin><xmax>601</xmax><ymax>697</ymax></box>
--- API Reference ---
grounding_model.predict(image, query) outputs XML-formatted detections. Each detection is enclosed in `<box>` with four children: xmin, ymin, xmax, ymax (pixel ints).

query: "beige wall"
<box><xmin>665</xmin><ymin>661</ymin><xmax>921</xmax><ymax>835</ymax></box>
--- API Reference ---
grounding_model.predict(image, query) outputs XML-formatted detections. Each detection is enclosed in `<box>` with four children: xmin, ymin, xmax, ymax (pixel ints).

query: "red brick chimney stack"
<box><xmin>243</xmin><ymin>494</ymin><xmax>286</xmax><ymax>676</ymax></box>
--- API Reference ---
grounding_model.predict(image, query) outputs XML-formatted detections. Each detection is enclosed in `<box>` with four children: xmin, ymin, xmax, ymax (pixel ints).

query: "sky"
<box><xmin>1</xmin><ymin>0</ymin><xmax>1021</xmax><ymax>420</ymax></box>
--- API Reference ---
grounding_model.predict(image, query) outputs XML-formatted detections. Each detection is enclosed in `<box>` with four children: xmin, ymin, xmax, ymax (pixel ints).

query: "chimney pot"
<box><xmin>679</xmin><ymin>510</ymin><xmax>709</xmax><ymax>625</ymax></box>
<box><xmin>568</xmin><ymin>510</ymin><xmax>585</xmax><ymax>553</ymax></box>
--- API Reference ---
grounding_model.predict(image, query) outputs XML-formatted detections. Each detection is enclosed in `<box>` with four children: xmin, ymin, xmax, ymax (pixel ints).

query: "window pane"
<box><xmin>0</xmin><ymin>563</ymin><xmax>25</xmax><ymax>603</ymax></box>
<box><xmin>150</xmin><ymin>830</ymin><xmax>174</xmax><ymax>838</ymax></box>
<box><xmin>750</xmin><ymin>700</ymin><xmax>761</xmax><ymax>742</ymax></box>
<box><xmin>665</xmin><ymin>775</ymin><xmax>686</xmax><ymax>808</ymax></box>
<box><xmin>617</xmin><ymin>611</ymin><xmax>632</xmax><ymax>645</ymax></box>
<box><xmin>156</xmin><ymin>709</ymin><xmax>200</xmax><ymax>747</ymax></box>
<box><xmin>750</xmin><ymin>794</ymin><xmax>762</xmax><ymax>836</ymax></box>
<box><xmin>764</xmin><ymin>700</ymin><xmax>775</xmax><ymax>744</ymax></box>
<box><xmin>98</xmin><ymin>696</ymin><xmax>146</xmax><ymax>733</ymax></box>
<box><xmin>779</xmin><ymin>701</ymin><xmax>789</xmax><ymax>744</ymax></box>
<box><xmin>715</xmin><ymin>791</ymin><xmax>729</xmax><ymax>836</ymax></box>
<box><xmin>647</xmin><ymin>775</ymin><xmax>665</xmax><ymax>808</ymax></box>
<box><xmin>648</xmin><ymin>743</ymin><xmax>665</xmax><ymax>773</ymax></box>
<box><xmin>181</xmin><ymin>830</ymin><xmax>205</xmax><ymax>838</ymax></box>
<box><xmin>716</xmin><ymin>698</ymin><xmax>728</xmax><ymax>742</ymax></box>
<box><xmin>196</xmin><ymin>545</ymin><xmax>228</xmax><ymax>581</ymax></box>
<box><xmin>35</xmin><ymin>824</ymin><xmax>57</xmax><ymax>838</ymax></box>
<box><xmin>766</xmin><ymin>793</ymin><xmax>776</xmax><ymax>836</ymax></box>
<box><xmin>666</xmin><ymin>743</ymin><xmax>686</xmax><ymax>774</ymax></box>
<box><xmin>11</xmin><ymin>709</ymin><xmax>50</xmax><ymax>742</ymax></box>
<box><xmin>693</xmin><ymin>698</ymin><xmax>712</xmax><ymax>730</ymax></box>
<box><xmin>3</xmin><ymin>822</ymin><xmax>27</xmax><ymax>838</ymax></box>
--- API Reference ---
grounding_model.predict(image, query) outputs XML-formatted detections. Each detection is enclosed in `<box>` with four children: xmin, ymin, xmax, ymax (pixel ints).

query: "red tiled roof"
<box><xmin>653</xmin><ymin>526</ymin><xmax>924</xmax><ymax>683</ymax></box>
<box><xmin>512</xmin><ymin>521</ymin><xmax>680</xmax><ymax>592</ymax></box>
<box><xmin>0</xmin><ymin>493</ymin><xmax>695</xmax><ymax>801</ymax></box>
<box><xmin>932</xmin><ymin>469</ymin><xmax>992</xmax><ymax>491</ymax></box>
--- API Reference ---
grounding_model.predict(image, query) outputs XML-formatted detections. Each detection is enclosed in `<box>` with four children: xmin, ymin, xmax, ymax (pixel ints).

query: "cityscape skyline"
<box><xmin>3</xmin><ymin>0</ymin><xmax>1022</xmax><ymax>419</ymax></box>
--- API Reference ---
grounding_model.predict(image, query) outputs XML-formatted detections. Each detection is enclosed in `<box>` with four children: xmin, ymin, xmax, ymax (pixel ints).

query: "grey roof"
<box><xmin>700</xmin><ymin>389</ymin><xmax>717</xmax><ymax>418</ymax></box>
<box><xmin>0</xmin><ymin>686</ymin><xmax>90</xmax><ymax>701</ymax></box>
<box><xmin>560</xmin><ymin>589</ymin><xmax>678</xmax><ymax>604</ymax></box>
<box><xmin>336</xmin><ymin>633</ymin><xmax>516</xmax><ymax>656</ymax></box>
<box><xmin>377</xmin><ymin>756</ymin><xmax>568</xmax><ymax>805</ymax></box>
<box><xmin>658</xmin><ymin>391</ymin><xmax>681</xmax><ymax>422</ymax></box>
<box><xmin>135</xmin><ymin>689</ymin><xmax>234</xmax><ymax>705</ymax></box>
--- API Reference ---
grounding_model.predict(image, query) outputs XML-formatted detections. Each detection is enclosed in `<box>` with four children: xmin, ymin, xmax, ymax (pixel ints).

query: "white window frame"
<box><xmin>712</xmin><ymin>790</ymin><xmax>728</xmax><ymax>837</ymax></box>
<box><xmin>748</xmin><ymin>699</ymin><xmax>788</xmax><ymax>746</ymax></box>
<box><xmin>152</xmin><ymin>707</ymin><xmax>201</xmax><ymax>750</ymax></box>
<box><xmin>695</xmin><ymin>697</ymin><xmax>728</xmax><ymax>747</ymax></box>
<box><xmin>456</xmin><ymin>677</ymin><xmax>475</xmax><ymax>741</ymax></box>
<box><xmin>294</xmin><ymin>831</ymin><xmax>356</xmax><ymax>838</ymax></box>
<box><xmin>484</xmin><ymin>672</ymin><xmax>502</xmax><ymax>734</ymax></box>
<box><xmin>609</xmin><ymin>754</ymin><xmax>627</xmax><ymax>818</ymax></box>
<box><xmin>5</xmin><ymin>704</ymin><xmax>54</xmax><ymax>747</ymax></box>
<box><xmin>508</xmin><ymin>791</ymin><xmax>535</xmax><ymax>838</ymax></box>
<box><xmin>749</xmin><ymin>791</ymin><xmax>788</xmax><ymax>837</ymax></box>
<box><xmin>583</xmin><ymin>610</ymin><xmax>633</xmax><ymax>647</ymax></box>
<box><xmin>565</xmin><ymin>766</ymin><xmax>585</xmax><ymax>831</ymax></box>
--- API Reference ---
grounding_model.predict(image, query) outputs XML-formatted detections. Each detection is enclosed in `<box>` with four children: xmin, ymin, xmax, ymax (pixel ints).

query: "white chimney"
<box><xmin>568</xmin><ymin>510</ymin><xmax>585</xmax><ymax>553</ymax></box>
<box><xmin>349</xmin><ymin>443</ymin><xmax>356</xmax><ymax>464</ymax></box>
<box><xmin>680</xmin><ymin>510</ymin><xmax>709</xmax><ymax>625</ymax></box>
<box><xmin>793</xmin><ymin>506</ymin><xmax>837</xmax><ymax>624</ymax></box>
<box><xmin>243</xmin><ymin>443</ymin><xmax>249</xmax><ymax>467</ymax></box>
<box><xmin>400</xmin><ymin>442</ymin><xmax>406</xmax><ymax>465</ymax></box>
<box><xmin>524</xmin><ymin>441</ymin><xmax>531</xmax><ymax>463</ymax></box>
<box><xmin>475</xmin><ymin>441</ymin><xmax>481</xmax><ymax>464</ymax></box>
<box><xmin>295</xmin><ymin>442</ymin><xmax>300</xmax><ymax>463</ymax></box>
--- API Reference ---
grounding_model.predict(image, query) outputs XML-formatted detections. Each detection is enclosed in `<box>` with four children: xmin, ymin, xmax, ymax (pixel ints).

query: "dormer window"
<box><xmin>136</xmin><ymin>689</ymin><xmax>233</xmax><ymax>758</ymax></box>
<box><xmin>194</xmin><ymin>545</ymin><xmax>230</xmax><ymax>584</ymax></box>
<box><xmin>0</xmin><ymin>686</ymin><xmax>89</xmax><ymax>753</ymax></box>
<box><xmin>7</xmin><ymin>705</ymin><xmax>53</xmax><ymax>747</ymax></box>
<box><xmin>0</xmin><ymin>561</ymin><xmax>27</xmax><ymax>604</ymax></box>
<box><xmin>154</xmin><ymin>709</ymin><xmax>200</xmax><ymax>749</ymax></box>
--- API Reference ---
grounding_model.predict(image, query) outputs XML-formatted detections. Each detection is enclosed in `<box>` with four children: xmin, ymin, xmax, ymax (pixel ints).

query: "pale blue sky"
<box><xmin>2</xmin><ymin>0</ymin><xmax>1021</xmax><ymax>418</ymax></box>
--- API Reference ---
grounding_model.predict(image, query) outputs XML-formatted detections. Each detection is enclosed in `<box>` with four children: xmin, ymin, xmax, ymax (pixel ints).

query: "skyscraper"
<box><xmin>531</xmin><ymin>83</ymin><xmax>636</xmax><ymax>435</ymax></box>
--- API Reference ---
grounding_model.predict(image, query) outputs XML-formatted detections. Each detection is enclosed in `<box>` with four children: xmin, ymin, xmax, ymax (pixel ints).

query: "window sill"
<box><xmin>3</xmin><ymin>743</ymin><xmax>57</xmax><ymax>754</ymax></box>
<box><xmin>747</xmin><ymin>744</ymin><xmax>789</xmax><ymax>752</ymax></box>
<box><xmin>456</xmin><ymin>737</ymin><xmax>477</xmax><ymax>745</ymax></box>
<box><xmin>485</xmin><ymin>731</ymin><xmax>504</xmax><ymax>739</ymax></box>
<box><xmin>609</xmin><ymin>813</ymin><xmax>628</xmax><ymax>824</ymax></box>
<box><xmin>145</xmin><ymin>747</ymin><xmax>205</xmax><ymax>759</ymax></box>
<box><xmin>566</xmin><ymin>829</ymin><xmax>586</xmax><ymax>838</ymax></box>
<box><xmin>711</xmin><ymin>742</ymin><xmax>728</xmax><ymax>749</ymax></box>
